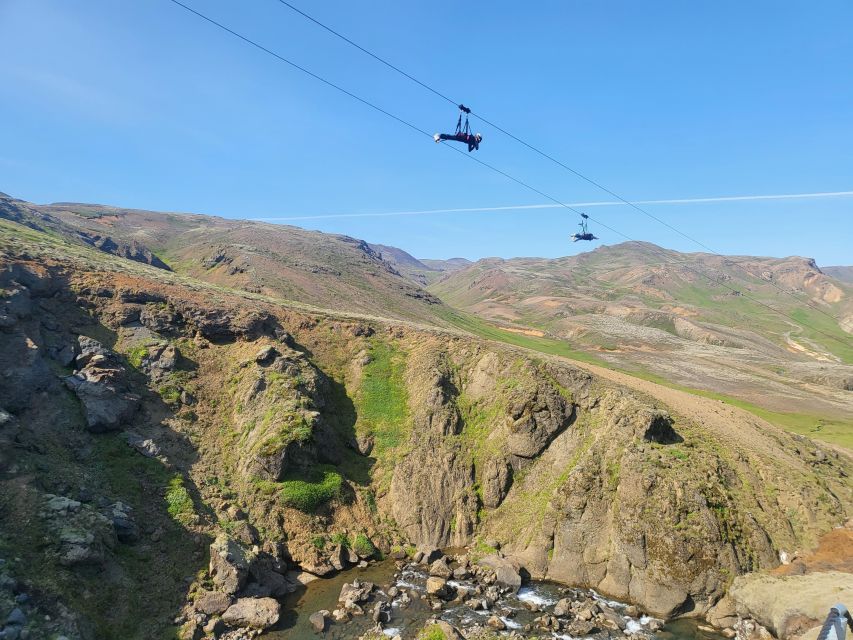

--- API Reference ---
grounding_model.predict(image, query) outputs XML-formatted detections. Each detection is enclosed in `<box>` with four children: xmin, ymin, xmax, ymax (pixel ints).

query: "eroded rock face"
<box><xmin>64</xmin><ymin>336</ymin><xmax>139</xmax><ymax>432</ymax></box>
<box><xmin>233</xmin><ymin>347</ymin><xmax>328</xmax><ymax>482</ymax></box>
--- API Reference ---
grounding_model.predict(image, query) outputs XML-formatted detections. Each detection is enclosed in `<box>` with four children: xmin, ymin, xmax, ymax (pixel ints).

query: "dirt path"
<box><xmin>565</xmin><ymin>360</ymin><xmax>806</xmax><ymax>458</ymax></box>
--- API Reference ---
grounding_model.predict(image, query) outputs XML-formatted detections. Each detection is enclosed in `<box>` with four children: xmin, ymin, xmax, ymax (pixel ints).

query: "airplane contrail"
<box><xmin>253</xmin><ymin>190</ymin><xmax>853</xmax><ymax>222</ymax></box>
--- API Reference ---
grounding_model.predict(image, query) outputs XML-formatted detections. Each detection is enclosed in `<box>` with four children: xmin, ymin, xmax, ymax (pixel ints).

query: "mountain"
<box><xmin>420</xmin><ymin>257</ymin><xmax>473</xmax><ymax>272</ymax></box>
<box><xmin>825</xmin><ymin>265</ymin><xmax>853</xmax><ymax>284</ymax></box>
<box><xmin>367</xmin><ymin>243</ymin><xmax>438</xmax><ymax>286</ymax></box>
<box><xmin>0</xmin><ymin>208</ymin><xmax>849</xmax><ymax>639</ymax></box>
<box><xmin>14</xmin><ymin>197</ymin><xmax>448</xmax><ymax>325</ymax></box>
<box><xmin>365</xmin><ymin>244</ymin><xmax>473</xmax><ymax>286</ymax></box>
<box><xmin>428</xmin><ymin>241</ymin><xmax>853</xmax><ymax>422</ymax></box>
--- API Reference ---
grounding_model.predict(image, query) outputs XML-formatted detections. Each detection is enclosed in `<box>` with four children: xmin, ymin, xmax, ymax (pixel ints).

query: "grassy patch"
<box><xmin>627</xmin><ymin>369</ymin><xmax>853</xmax><ymax>450</ymax></box>
<box><xmin>165</xmin><ymin>475</ymin><xmax>196</xmax><ymax>525</ymax></box>
<box><xmin>330</xmin><ymin>532</ymin><xmax>350</xmax><ymax>548</ymax></box>
<box><xmin>272</xmin><ymin>466</ymin><xmax>343</xmax><ymax>512</ymax></box>
<box><xmin>352</xmin><ymin>533</ymin><xmax>376</xmax><ymax>558</ymax></box>
<box><xmin>418</xmin><ymin>625</ymin><xmax>447</xmax><ymax>640</ymax></box>
<box><xmin>125</xmin><ymin>345</ymin><xmax>149</xmax><ymax>369</ymax></box>
<box><xmin>437</xmin><ymin>308</ymin><xmax>604</xmax><ymax>364</ymax></box>
<box><xmin>257</xmin><ymin>409</ymin><xmax>313</xmax><ymax>456</ymax></box>
<box><xmin>355</xmin><ymin>342</ymin><xmax>409</xmax><ymax>458</ymax></box>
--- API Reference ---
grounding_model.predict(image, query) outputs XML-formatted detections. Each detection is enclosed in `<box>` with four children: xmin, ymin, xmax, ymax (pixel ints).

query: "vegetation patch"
<box><xmin>417</xmin><ymin>625</ymin><xmax>447</xmax><ymax>640</ymax></box>
<box><xmin>165</xmin><ymin>474</ymin><xmax>196</xmax><ymax>525</ymax></box>
<box><xmin>355</xmin><ymin>342</ymin><xmax>409</xmax><ymax>459</ymax></box>
<box><xmin>352</xmin><ymin>533</ymin><xmax>376</xmax><ymax>558</ymax></box>
<box><xmin>276</xmin><ymin>466</ymin><xmax>343</xmax><ymax>512</ymax></box>
<box><xmin>257</xmin><ymin>409</ymin><xmax>313</xmax><ymax>456</ymax></box>
<box><xmin>126</xmin><ymin>345</ymin><xmax>149</xmax><ymax>369</ymax></box>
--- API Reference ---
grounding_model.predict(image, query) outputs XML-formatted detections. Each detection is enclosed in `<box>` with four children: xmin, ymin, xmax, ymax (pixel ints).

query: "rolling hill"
<box><xmin>427</xmin><ymin>242</ymin><xmax>853</xmax><ymax>422</ymax></box>
<box><xmin>1</xmin><ymin>194</ymin><xmax>448</xmax><ymax>325</ymax></box>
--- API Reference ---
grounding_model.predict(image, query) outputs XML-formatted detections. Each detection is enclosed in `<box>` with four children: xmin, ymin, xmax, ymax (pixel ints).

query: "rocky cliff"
<box><xmin>0</xmin><ymin>218</ymin><xmax>850</xmax><ymax>638</ymax></box>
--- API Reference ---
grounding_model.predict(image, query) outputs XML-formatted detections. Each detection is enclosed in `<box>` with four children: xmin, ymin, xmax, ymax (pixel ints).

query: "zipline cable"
<box><xmin>164</xmin><ymin>0</ymin><xmax>850</xmax><ymax>350</ymax></box>
<box><xmin>273</xmin><ymin>0</ymin><xmax>846</xmax><ymax>325</ymax></box>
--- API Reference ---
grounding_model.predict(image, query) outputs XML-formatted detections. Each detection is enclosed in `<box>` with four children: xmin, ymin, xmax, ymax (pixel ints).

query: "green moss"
<box><xmin>330</xmin><ymin>532</ymin><xmax>350</xmax><ymax>548</ymax></box>
<box><xmin>669</xmin><ymin>447</ymin><xmax>689</xmax><ymax>461</ymax></box>
<box><xmin>158</xmin><ymin>384</ymin><xmax>182</xmax><ymax>405</ymax></box>
<box><xmin>126</xmin><ymin>345</ymin><xmax>149</xmax><ymax>369</ymax></box>
<box><xmin>165</xmin><ymin>475</ymin><xmax>196</xmax><ymax>525</ymax></box>
<box><xmin>606</xmin><ymin>460</ymin><xmax>620</xmax><ymax>490</ymax></box>
<box><xmin>257</xmin><ymin>410</ymin><xmax>313</xmax><ymax>456</ymax></box>
<box><xmin>311</xmin><ymin>535</ymin><xmax>326</xmax><ymax>550</ymax></box>
<box><xmin>418</xmin><ymin>624</ymin><xmax>447</xmax><ymax>640</ymax></box>
<box><xmin>355</xmin><ymin>342</ymin><xmax>409</xmax><ymax>458</ymax></box>
<box><xmin>277</xmin><ymin>466</ymin><xmax>343</xmax><ymax>512</ymax></box>
<box><xmin>352</xmin><ymin>533</ymin><xmax>376</xmax><ymax>558</ymax></box>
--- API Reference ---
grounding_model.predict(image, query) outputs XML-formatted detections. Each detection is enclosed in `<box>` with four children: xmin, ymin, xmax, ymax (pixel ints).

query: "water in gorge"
<box><xmin>266</xmin><ymin>559</ymin><xmax>726</xmax><ymax>640</ymax></box>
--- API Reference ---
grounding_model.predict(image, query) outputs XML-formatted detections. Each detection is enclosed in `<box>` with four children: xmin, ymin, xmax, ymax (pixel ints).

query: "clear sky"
<box><xmin>1</xmin><ymin>0</ymin><xmax>852</xmax><ymax>265</ymax></box>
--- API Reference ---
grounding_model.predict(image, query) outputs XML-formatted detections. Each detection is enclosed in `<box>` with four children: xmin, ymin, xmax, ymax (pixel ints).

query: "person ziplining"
<box><xmin>571</xmin><ymin>213</ymin><xmax>598</xmax><ymax>242</ymax></box>
<box><xmin>434</xmin><ymin>104</ymin><xmax>482</xmax><ymax>152</ymax></box>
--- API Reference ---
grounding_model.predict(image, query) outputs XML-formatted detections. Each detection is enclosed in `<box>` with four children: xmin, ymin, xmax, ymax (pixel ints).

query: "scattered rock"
<box><xmin>487</xmin><ymin>615</ymin><xmax>506</xmax><ymax>631</ymax></box>
<box><xmin>429</xmin><ymin>558</ymin><xmax>452</xmax><ymax>579</ymax></box>
<box><xmin>425</xmin><ymin>577</ymin><xmax>448</xmax><ymax>599</ymax></box>
<box><xmin>476</xmin><ymin>555</ymin><xmax>522</xmax><ymax>592</ymax></box>
<box><xmin>308</xmin><ymin>610</ymin><xmax>328</xmax><ymax>633</ymax></box>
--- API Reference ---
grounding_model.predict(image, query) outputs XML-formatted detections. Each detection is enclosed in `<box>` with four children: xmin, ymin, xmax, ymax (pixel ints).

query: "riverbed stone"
<box><xmin>429</xmin><ymin>558</ymin><xmax>452</xmax><ymax>578</ymax></box>
<box><xmin>487</xmin><ymin>615</ymin><xmax>506</xmax><ymax>631</ymax></box>
<box><xmin>309</xmin><ymin>610</ymin><xmax>328</xmax><ymax>632</ymax></box>
<box><xmin>426</xmin><ymin>576</ymin><xmax>448</xmax><ymax>599</ymax></box>
<box><xmin>339</xmin><ymin>579</ymin><xmax>373</xmax><ymax>603</ymax></box>
<box><xmin>476</xmin><ymin>555</ymin><xmax>521</xmax><ymax>592</ymax></box>
<box><xmin>553</xmin><ymin>598</ymin><xmax>571</xmax><ymax>617</ymax></box>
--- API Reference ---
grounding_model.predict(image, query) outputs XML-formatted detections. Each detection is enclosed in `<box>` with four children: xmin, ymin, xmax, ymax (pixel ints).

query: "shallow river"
<box><xmin>265</xmin><ymin>559</ymin><xmax>725</xmax><ymax>640</ymax></box>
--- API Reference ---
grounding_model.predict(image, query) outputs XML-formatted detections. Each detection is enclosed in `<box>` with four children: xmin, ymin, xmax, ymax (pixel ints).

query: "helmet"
<box><xmin>475</xmin><ymin>133</ymin><xmax>482</xmax><ymax>141</ymax></box>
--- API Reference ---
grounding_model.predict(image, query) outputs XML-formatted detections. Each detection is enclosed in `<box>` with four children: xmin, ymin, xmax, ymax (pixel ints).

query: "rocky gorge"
<box><xmin>0</xmin><ymin>211</ymin><xmax>851</xmax><ymax>640</ymax></box>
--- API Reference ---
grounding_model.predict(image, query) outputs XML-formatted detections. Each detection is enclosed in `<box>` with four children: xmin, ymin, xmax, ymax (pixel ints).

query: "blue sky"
<box><xmin>1</xmin><ymin>0</ymin><xmax>851</xmax><ymax>265</ymax></box>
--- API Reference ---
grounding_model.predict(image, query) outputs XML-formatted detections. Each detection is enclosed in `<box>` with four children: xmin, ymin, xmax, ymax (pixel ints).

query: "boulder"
<box><xmin>222</xmin><ymin>597</ymin><xmax>281</xmax><ymax>629</ymax></box>
<box><xmin>332</xmin><ymin>608</ymin><xmax>350</xmax><ymax>623</ymax></box>
<box><xmin>372</xmin><ymin>601</ymin><xmax>392</xmax><ymax>624</ymax></box>
<box><xmin>425</xmin><ymin>576</ymin><xmax>448</xmax><ymax>598</ymax></box>
<box><xmin>64</xmin><ymin>337</ymin><xmax>140</xmax><ymax>432</ymax></box>
<box><xmin>339</xmin><ymin>580</ymin><xmax>373</xmax><ymax>603</ymax></box>
<box><xmin>330</xmin><ymin>544</ymin><xmax>347</xmax><ymax>571</ymax></box>
<box><xmin>64</xmin><ymin>373</ymin><xmax>139</xmax><ymax>432</ymax></box>
<box><xmin>109</xmin><ymin>501</ymin><xmax>139</xmax><ymax>543</ymax></box>
<box><xmin>194</xmin><ymin>590</ymin><xmax>233</xmax><ymax>615</ymax></box>
<box><xmin>429</xmin><ymin>558</ymin><xmax>452</xmax><ymax>578</ymax></box>
<box><xmin>308</xmin><ymin>610</ymin><xmax>328</xmax><ymax>633</ymax></box>
<box><xmin>553</xmin><ymin>598</ymin><xmax>571</xmax><ymax>617</ymax></box>
<box><xmin>476</xmin><ymin>555</ymin><xmax>522</xmax><ymax>592</ymax></box>
<box><xmin>209</xmin><ymin>534</ymin><xmax>250</xmax><ymax>595</ymax></box>
<box><xmin>255</xmin><ymin>345</ymin><xmax>279</xmax><ymax>365</ymax></box>
<box><xmin>487</xmin><ymin>615</ymin><xmax>506</xmax><ymax>631</ymax></box>
<box><xmin>729</xmin><ymin>572</ymin><xmax>853</xmax><ymax>640</ymax></box>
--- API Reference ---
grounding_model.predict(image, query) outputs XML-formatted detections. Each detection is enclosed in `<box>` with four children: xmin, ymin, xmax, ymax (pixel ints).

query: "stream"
<box><xmin>265</xmin><ymin>559</ymin><xmax>726</xmax><ymax>640</ymax></box>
